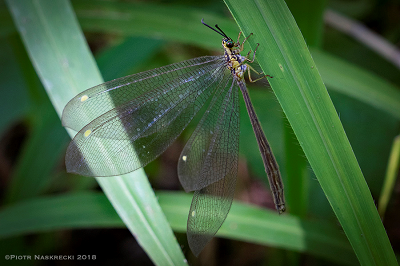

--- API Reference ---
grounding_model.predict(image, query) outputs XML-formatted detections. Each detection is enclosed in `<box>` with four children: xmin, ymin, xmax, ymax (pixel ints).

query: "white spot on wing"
<box><xmin>81</xmin><ymin>95</ymin><xmax>89</xmax><ymax>102</ymax></box>
<box><xmin>84</xmin><ymin>129</ymin><xmax>91</xmax><ymax>137</ymax></box>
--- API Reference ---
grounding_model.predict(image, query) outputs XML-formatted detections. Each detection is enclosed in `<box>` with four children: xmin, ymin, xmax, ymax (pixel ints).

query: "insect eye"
<box><xmin>226</xmin><ymin>41</ymin><xmax>234</xmax><ymax>48</ymax></box>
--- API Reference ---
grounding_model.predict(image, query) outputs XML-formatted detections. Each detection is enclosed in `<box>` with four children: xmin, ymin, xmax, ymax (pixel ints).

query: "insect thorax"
<box><xmin>224</xmin><ymin>49</ymin><xmax>247</xmax><ymax>81</ymax></box>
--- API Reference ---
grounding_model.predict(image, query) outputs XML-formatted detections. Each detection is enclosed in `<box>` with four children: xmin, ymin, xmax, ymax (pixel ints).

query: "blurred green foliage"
<box><xmin>0</xmin><ymin>0</ymin><xmax>399</xmax><ymax>265</ymax></box>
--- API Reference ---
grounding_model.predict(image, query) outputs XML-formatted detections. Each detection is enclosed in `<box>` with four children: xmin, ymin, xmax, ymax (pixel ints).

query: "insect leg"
<box><xmin>246</xmin><ymin>64</ymin><xmax>273</xmax><ymax>83</ymax></box>
<box><xmin>236</xmin><ymin>31</ymin><xmax>242</xmax><ymax>47</ymax></box>
<box><xmin>238</xmin><ymin>36</ymin><xmax>273</xmax><ymax>83</ymax></box>
<box><xmin>245</xmin><ymin>43</ymin><xmax>260</xmax><ymax>63</ymax></box>
<box><xmin>239</xmin><ymin>33</ymin><xmax>253</xmax><ymax>52</ymax></box>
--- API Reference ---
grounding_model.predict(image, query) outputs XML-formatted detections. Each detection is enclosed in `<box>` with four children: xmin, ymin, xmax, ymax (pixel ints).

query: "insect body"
<box><xmin>223</xmin><ymin>35</ymin><xmax>248</xmax><ymax>81</ymax></box>
<box><xmin>62</xmin><ymin>19</ymin><xmax>285</xmax><ymax>257</ymax></box>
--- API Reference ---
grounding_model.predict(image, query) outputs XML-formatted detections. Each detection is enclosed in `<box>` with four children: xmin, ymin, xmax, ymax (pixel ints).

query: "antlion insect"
<box><xmin>62</xmin><ymin>19</ymin><xmax>285</xmax><ymax>256</ymax></box>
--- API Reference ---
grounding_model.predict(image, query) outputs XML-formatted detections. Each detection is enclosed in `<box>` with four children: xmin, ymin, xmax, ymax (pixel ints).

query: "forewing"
<box><xmin>62</xmin><ymin>56</ymin><xmax>223</xmax><ymax>131</ymax></box>
<box><xmin>66</xmin><ymin>57</ymin><xmax>228</xmax><ymax>176</ymax></box>
<box><xmin>184</xmin><ymin>81</ymin><xmax>240</xmax><ymax>256</ymax></box>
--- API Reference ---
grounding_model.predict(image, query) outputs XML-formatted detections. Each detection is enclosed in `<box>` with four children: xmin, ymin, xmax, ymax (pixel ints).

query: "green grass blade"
<box><xmin>283</xmin><ymin>122</ymin><xmax>309</xmax><ymax>216</ymax></box>
<box><xmin>72</xmin><ymin>1</ymin><xmax>400</xmax><ymax>120</ymax></box>
<box><xmin>286</xmin><ymin>0</ymin><xmax>327</xmax><ymax>47</ymax></box>
<box><xmin>224</xmin><ymin>0</ymin><xmax>397</xmax><ymax>265</ymax></box>
<box><xmin>2</xmin><ymin>1</ymin><xmax>400</xmax><ymax>119</ymax></box>
<box><xmin>160</xmin><ymin>193</ymin><xmax>357</xmax><ymax>265</ymax></box>
<box><xmin>378</xmin><ymin>135</ymin><xmax>400</xmax><ymax>219</ymax></box>
<box><xmin>2</xmin><ymin>33</ymin><xmax>71</xmax><ymax>203</ymax></box>
<box><xmin>0</xmin><ymin>35</ymin><xmax>30</xmax><ymax>134</ymax></box>
<box><xmin>0</xmin><ymin>192</ymin><xmax>357</xmax><ymax>265</ymax></box>
<box><xmin>96</xmin><ymin>36</ymin><xmax>164</xmax><ymax>81</ymax></box>
<box><xmin>5</xmin><ymin>0</ymin><xmax>186</xmax><ymax>264</ymax></box>
<box><xmin>72</xmin><ymin>0</ymin><xmax>234</xmax><ymax>50</ymax></box>
<box><xmin>5</xmin><ymin>106</ymin><xmax>69</xmax><ymax>203</ymax></box>
<box><xmin>0</xmin><ymin>193</ymin><xmax>124</xmax><ymax>237</ymax></box>
<box><xmin>312</xmin><ymin>49</ymin><xmax>400</xmax><ymax>120</ymax></box>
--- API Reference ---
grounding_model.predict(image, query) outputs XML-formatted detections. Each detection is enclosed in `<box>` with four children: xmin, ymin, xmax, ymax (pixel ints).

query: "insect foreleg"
<box><xmin>239</xmin><ymin>33</ymin><xmax>253</xmax><ymax>52</ymax></box>
<box><xmin>236</xmin><ymin>31</ymin><xmax>242</xmax><ymax>47</ymax></box>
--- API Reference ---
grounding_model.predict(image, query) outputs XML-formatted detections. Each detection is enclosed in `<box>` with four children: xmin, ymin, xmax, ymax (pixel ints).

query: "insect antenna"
<box><xmin>215</xmin><ymin>24</ymin><xmax>229</xmax><ymax>39</ymax></box>
<box><xmin>201</xmin><ymin>18</ymin><xmax>229</xmax><ymax>39</ymax></box>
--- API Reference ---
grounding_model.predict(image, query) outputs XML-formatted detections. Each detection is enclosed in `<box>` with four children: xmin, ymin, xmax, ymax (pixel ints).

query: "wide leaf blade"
<box><xmin>5</xmin><ymin>0</ymin><xmax>186</xmax><ymax>264</ymax></box>
<box><xmin>224</xmin><ymin>0</ymin><xmax>397</xmax><ymax>265</ymax></box>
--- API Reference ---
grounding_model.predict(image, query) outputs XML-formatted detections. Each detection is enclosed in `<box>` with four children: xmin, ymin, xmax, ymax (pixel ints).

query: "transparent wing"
<box><xmin>178</xmin><ymin>72</ymin><xmax>236</xmax><ymax>192</ymax></box>
<box><xmin>65</xmin><ymin>56</ymin><xmax>229</xmax><ymax>176</ymax></box>
<box><xmin>183</xmin><ymin>80</ymin><xmax>239</xmax><ymax>256</ymax></box>
<box><xmin>62</xmin><ymin>56</ymin><xmax>223</xmax><ymax>131</ymax></box>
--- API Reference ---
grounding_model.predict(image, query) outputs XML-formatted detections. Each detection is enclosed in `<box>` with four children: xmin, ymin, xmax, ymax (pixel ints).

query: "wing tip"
<box><xmin>187</xmin><ymin>232</ymin><xmax>211</xmax><ymax>257</ymax></box>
